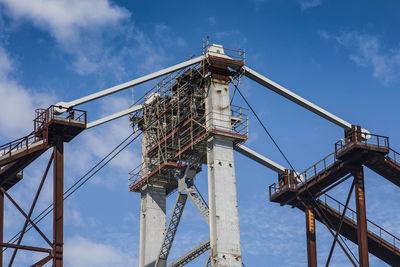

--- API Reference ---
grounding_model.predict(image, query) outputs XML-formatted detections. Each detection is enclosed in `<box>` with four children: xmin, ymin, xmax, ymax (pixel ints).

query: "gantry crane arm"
<box><xmin>243</xmin><ymin>66</ymin><xmax>369</xmax><ymax>136</ymax></box>
<box><xmin>55</xmin><ymin>55</ymin><xmax>205</xmax><ymax>109</ymax></box>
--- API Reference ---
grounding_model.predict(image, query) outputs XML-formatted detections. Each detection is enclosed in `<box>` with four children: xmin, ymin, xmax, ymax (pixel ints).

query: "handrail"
<box><xmin>270</xmin><ymin>131</ymin><xmax>393</xmax><ymax>198</ymax></box>
<box><xmin>0</xmin><ymin>105</ymin><xmax>86</xmax><ymax>160</ymax></box>
<box><xmin>335</xmin><ymin>131</ymin><xmax>389</xmax><ymax>155</ymax></box>
<box><xmin>320</xmin><ymin>194</ymin><xmax>400</xmax><ymax>251</ymax></box>
<box><xmin>387</xmin><ymin>148</ymin><xmax>400</xmax><ymax>166</ymax></box>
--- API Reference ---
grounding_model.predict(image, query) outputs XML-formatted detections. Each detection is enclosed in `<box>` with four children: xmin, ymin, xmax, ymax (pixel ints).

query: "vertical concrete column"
<box><xmin>305</xmin><ymin>206</ymin><xmax>317</xmax><ymax>267</ymax></box>
<box><xmin>206</xmin><ymin>78</ymin><xmax>242</xmax><ymax>267</ymax></box>
<box><xmin>138</xmin><ymin>134</ymin><xmax>167</xmax><ymax>267</ymax></box>
<box><xmin>353</xmin><ymin>166</ymin><xmax>369</xmax><ymax>267</ymax></box>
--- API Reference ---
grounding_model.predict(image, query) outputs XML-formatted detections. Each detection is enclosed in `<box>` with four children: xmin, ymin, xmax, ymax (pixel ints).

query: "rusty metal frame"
<box><xmin>310</xmin><ymin>203</ymin><xmax>358</xmax><ymax>267</ymax></box>
<box><xmin>353</xmin><ymin>166</ymin><xmax>369</xmax><ymax>266</ymax></box>
<box><xmin>0</xmin><ymin>141</ymin><xmax>65</xmax><ymax>267</ymax></box>
<box><xmin>325</xmin><ymin>179</ymin><xmax>355</xmax><ymax>266</ymax></box>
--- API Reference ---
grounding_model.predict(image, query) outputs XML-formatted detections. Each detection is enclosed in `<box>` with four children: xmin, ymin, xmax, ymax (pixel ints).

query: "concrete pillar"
<box><xmin>139</xmin><ymin>185</ymin><xmax>166</xmax><ymax>267</ymax></box>
<box><xmin>206</xmin><ymin>78</ymin><xmax>242</xmax><ymax>267</ymax></box>
<box><xmin>138</xmin><ymin>134</ymin><xmax>167</xmax><ymax>267</ymax></box>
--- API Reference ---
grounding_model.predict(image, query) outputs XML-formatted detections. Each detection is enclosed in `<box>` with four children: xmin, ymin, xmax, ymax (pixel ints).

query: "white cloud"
<box><xmin>0</xmin><ymin>46</ymin><xmax>55</xmax><ymax>139</ymax></box>
<box><xmin>298</xmin><ymin>0</ymin><xmax>323</xmax><ymax>11</ymax></box>
<box><xmin>64</xmin><ymin>235</ymin><xmax>136</xmax><ymax>267</ymax></box>
<box><xmin>320</xmin><ymin>31</ymin><xmax>400</xmax><ymax>83</ymax></box>
<box><xmin>0</xmin><ymin>0</ymin><xmax>129</xmax><ymax>44</ymax></box>
<box><xmin>0</xmin><ymin>0</ymin><xmax>131</xmax><ymax>78</ymax></box>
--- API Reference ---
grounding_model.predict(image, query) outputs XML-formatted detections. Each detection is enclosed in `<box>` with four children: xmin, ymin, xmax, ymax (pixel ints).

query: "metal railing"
<box><xmin>204</xmin><ymin>44</ymin><xmax>246</xmax><ymax>63</ymax></box>
<box><xmin>319</xmin><ymin>194</ymin><xmax>400</xmax><ymax>252</ymax></box>
<box><xmin>387</xmin><ymin>148</ymin><xmax>400</xmax><ymax>166</ymax></box>
<box><xmin>300</xmin><ymin>152</ymin><xmax>337</xmax><ymax>184</ymax></box>
<box><xmin>0</xmin><ymin>105</ymin><xmax>86</xmax><ymax>162</ymax></box>
<box><xmin>269</xmin><ymin>181</ymin><xmax>297</xmax><ymax>199</ymax></box>
<box><xmin>34</xmin><ymin>105</ymin><xmax>86</xmax><ymax>133</ymax></box>
<box><xmin>0</xmin><ymin>132</ymin><xmax>41</xmax><ymax>160</ymax></box>
<box><xmin>335</xmin><ymin>132</ymin><xmax>389</xmax><ymax>155</ymax></box>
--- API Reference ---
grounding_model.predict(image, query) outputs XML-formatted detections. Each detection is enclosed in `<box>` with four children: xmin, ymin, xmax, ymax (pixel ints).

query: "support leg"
<box><xmin>0</xmin><ymin>192</ymin><xmax>3</xmax><ymax>267</ymax></box>
<box><xmin>207</xmin><ymin>136</ymin><xmax>242</xmax><ymax>267</ymax></box>
<box><xmin>353</xmin><ymin>166</ymin><xmax>369</xmax><ymax>266</ymax></box>
<box><xmin>138</xmin><ymin>185</ymin><xmax>166</xmax><ymax>267</ymax></box>
<box><xmin>205</xmin><ymin>77</ymin><xmax>242</xmax><ymax>267</ymax></box>
<box><xmin>305</xmin><ymin>206</ymin><xmax>317</xmax><ymax>267</ymax></box>
<box><xmin>53</xmin><ymin>137</ymin><xmax>63</xmax><ymax>267</ymax></box>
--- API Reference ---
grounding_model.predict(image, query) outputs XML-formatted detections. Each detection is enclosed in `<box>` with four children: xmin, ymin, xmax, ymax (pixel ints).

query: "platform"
<box><xmin>0</xmin><ymin>106</ymin><xmax>86</xmax><ymax>190</ymax></box>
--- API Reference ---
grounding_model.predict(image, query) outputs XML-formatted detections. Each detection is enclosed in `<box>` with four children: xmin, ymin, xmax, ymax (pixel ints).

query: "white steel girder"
<box><xmin>56</xmin><ymin>56</ymin><xmax>204</xmax><ymax>109</ymax></box>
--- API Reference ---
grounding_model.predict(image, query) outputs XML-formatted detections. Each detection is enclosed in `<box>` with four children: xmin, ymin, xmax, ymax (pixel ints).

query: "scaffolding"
<box><xmin>129</xmin><ymin>51</ymin><xmax>248</xmax><ymax>194</ymax></box>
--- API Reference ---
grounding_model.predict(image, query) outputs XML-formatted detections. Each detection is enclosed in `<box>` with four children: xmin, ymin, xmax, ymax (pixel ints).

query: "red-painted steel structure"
<box><xmin>270</xmin><ymin>126</ymin><xmax>400</xmax><ymax>266</ymax></box>
<box><xmin>0</xmin><ymin>106</ymin><xmax>86</xmax><ymax>266</ymax></box>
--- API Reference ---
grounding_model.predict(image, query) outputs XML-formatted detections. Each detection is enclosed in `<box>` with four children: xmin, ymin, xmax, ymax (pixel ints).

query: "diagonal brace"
<box><xmin>9</xmin><ymin>154</ymin><xmax>53</xmax><ymax>266</ymax></box>
<box><xmin>325</xmin><ymin>179</ymin><xmax>355</xmax><ymax>266</ymax></box>
<box><xmin>0</xmin><ymin>188</ymin><xmax>52</xmax><ymax>247</ymax></box>
<box><xmin>168</xmin><ymin>239</ymin><xmax>210</xmax><ymax>267</ymax></box>
<box><xmin>155</xmin><ymin>192</ymin><xmax>188</xmax><ymax>267</ymax></box>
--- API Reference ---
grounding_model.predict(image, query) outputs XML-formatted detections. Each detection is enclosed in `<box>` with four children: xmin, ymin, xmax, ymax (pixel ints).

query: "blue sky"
<box><xmin>0</xmin><ymin>0</ymin><xmax>399</xmax><ymax>266</ymax></box>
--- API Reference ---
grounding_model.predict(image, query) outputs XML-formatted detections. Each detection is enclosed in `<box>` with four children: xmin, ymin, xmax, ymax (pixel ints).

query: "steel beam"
<box><xmin>184</xmin><ymin>186</ymin><xmax>209</xmax><ymax>224</ymax></box>
<box><xmin>86</xmin><ymin>105</ymin><xmax>143</xmax><ymax>129</ymax></box>
<box><xmin>53</xmin><ymin>136</ymin><xmax>64</xmax><ymax>267</ymax></box>
<box><xmin>31</xmin><ymin>255</ymin><xmax>52</xmax><ymax>267</ymax></box>
<box><xmin>206</xmin><ymin>77</ymin><xmax>242</xmax><ymax>267</ymax></box>
<box><xmin>58</xmin><ymin>56</ymin><xmax>204</xmax><ymax>108</ymax></box>
<box><xmin>0</xmin><ymin>243</ymin><xmax>51</xmax><ymax>253</ymax></box>
<box><xmin>234</xmin><ymin>144</ymin><xmax>285</xmax><ymax>174</ymax></box>
<box><xmin>9</xmin><ymin>154</ymin><xmax>53</xmax><ymax>266</ymax></box>
<box><xmin>156</xmin><ymin>193</ymin><xmax>187</xmax><ymax>267</ymax></box>
<box><xmin>305</xmin><ymin>206</ymin><xmax>317</xmax><ymax>267</ymax></box>
<box><xmin>168</xmin><ymin>239</ymin><xmax>210</xmax><ymax>267</ymax></box>
<box><xmin>353</xmin><ymin>166</ymin><xmax>369</xmax><ymax>266</ymax></box>
<box><xmin>326</xmin><ymin>180</ymin><xmax>355</xmax><ymax>266</ymax></box>
<box><xmin>243</xmin><ymin>66</ymin><xmax>352</xmax><ymax>130</ymax></box>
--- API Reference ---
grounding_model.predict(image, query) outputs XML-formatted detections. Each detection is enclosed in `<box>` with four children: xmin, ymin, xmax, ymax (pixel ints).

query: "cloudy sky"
<box><xmin>0</xmin><ymin>0</ymin><xmax>399</xmax><ymax>266</ymax></box>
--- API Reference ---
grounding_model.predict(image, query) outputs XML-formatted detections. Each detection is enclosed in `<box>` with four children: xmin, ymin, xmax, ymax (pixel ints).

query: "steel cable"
<box><xmin>231</xmin><ymin>78</ymin><xmax>359</xmax><ymax>264</ymax></box>
<box><xmin>3</xmin><ymin>128</ymin><xmax>142</xmax><ymax>251</ymax></box>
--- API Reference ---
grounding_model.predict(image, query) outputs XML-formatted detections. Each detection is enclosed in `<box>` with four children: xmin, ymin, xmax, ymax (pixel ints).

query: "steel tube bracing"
<box><xmin>86</xmin><ymin>105</ymin><xmax>143</xmax><ymax>129</ymax></box>
<box><xmin>243</xmin><ymin>66</ymin><xmax>353</xmax><ymax>131</ymax></box>
<box><xmin>156</xmin><ymin>193</ymin><xmax>188</xmax><ymax>267</ymax></box>
<box><xmin>234</xmin><ymin>144</ymin><xmax>285</xmax><ymax>174</ymax></box>
<box><xmin>184</xmin><ymin>186</ymin><xmax>209</xmax><ymax>224</ymax></box>
<box><xmin>167</xmin><ymin>239</ymin><xmax>211</xmax><ymax>267</ymax></box>
<box><xmin>8</xmin><ymin>154</ymin><xmax>53</xmax><ymax>266</ymax></box>
<box><xmin>57</xmin><ymin>56</ymin><xmax>204</xmax><ymax>108</ymax></box>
